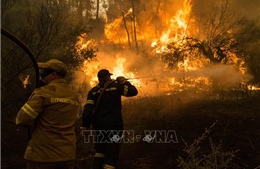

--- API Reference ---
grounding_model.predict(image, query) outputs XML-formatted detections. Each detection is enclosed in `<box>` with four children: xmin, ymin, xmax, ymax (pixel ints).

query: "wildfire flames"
<box><xmin>151</xmin><ymin>0</ymin><xmax>192</xmax><ymax>52</ymax></box>
<box><xmin>77</xmin><ymin>0</ymin><xmax>255</xmax><ymax>94</ymax></box>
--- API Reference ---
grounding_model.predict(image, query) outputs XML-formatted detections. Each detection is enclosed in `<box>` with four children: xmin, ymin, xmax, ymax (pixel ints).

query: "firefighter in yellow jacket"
<box><xmin>16</xmin><ymin>59</ymin><xmax>79</xmax><ymax>169</ymax></box>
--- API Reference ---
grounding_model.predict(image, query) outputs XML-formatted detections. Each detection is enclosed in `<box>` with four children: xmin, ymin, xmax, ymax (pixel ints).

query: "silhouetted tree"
<box><xmin>1</xmin><ymin>0</ymin><xmax>97</xmax><ymax>119</ymax></box>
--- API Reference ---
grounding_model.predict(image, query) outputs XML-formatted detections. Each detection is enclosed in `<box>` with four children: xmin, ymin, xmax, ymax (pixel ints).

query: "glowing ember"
<box><xmin>21</xmin><ymin>75</ymin><xmax>30</xmax><ymax>88</ymax></box>
<box><xmin>248</xmin><ymin>85</ymin><xmax>260</xmax><ymax>90</ymax></box>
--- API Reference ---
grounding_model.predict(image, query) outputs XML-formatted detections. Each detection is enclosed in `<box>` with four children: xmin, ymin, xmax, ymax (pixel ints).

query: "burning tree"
<box><xmin>143</xmin><ymin>0</ymin><xmax>260</xmax><ymax>92</ymax></box>
<box><xmin>76</xmin><ymin>0</ymin><xmax>260</xmax><ymax>94</ymax></box>
<box><xmin>160</xmin><ymin>0</ymin><xmax>247</xmax><ymax>67</ymax></box>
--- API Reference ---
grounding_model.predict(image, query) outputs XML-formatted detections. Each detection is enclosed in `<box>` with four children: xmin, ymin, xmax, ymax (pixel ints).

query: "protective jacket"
<box><xmin>16</xmin><ymin>78</ymin><xmax>79</xmax><ymax>162</ymax></box>
<box><xmin>82</xmin><ymin>80</ymin><xmax>138</xmax><ymax>128</ymax></box>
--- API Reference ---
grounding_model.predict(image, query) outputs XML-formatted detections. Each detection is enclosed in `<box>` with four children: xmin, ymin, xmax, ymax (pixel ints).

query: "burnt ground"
<box><xmin>1</xmin><ymin>92</ymin><xmax>260</xmax><ymax>169</ymax></box>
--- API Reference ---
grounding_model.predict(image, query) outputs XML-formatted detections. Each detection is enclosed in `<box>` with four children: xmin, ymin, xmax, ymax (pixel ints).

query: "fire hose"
<box><xmin>1</xmin><ymin>28</ymin><xmax>40</xmax><ymax>140</ymax></box>
<box><xmin>77</xmin><ymin>80</ymin><xmax>116</xmax><ymax>143</ymax></box>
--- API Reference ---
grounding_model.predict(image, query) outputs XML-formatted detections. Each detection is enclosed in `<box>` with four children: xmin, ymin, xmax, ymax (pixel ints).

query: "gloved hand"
<box><xmin>116</xmin><ymin>76</ymin><xmax>128</xmax><ymax>84</ymax></box>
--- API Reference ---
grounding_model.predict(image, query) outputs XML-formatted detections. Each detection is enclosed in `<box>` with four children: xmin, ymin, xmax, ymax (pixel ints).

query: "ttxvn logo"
<box><xmin>82</xmin><ymin>130</ymin><xmax>178</xmax><ymax>144</ymax></box>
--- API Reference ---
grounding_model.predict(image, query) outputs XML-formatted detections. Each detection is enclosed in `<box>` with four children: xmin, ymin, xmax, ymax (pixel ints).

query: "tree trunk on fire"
<box><xmin>132</xmin><ymin>0</ymin><xmax>138</xmax><ymax>51</ymax></box>
<box><xmin>122</xmin><ymin>11</ymin><xmax>131</xmax><ymax>48</ymax></box>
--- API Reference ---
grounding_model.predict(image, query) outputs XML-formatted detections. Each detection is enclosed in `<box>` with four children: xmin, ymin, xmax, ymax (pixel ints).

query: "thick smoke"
<box><xmin>234</xmin><ymin>0</ymin><xmax>260</xmax><ymax>19</ymax></box>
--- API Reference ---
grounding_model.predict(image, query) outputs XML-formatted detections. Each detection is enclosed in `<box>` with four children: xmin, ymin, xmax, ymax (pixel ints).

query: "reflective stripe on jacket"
<box><xmin>16</xmin><ymin>78</ymin><xmax>79</xmax><ymax>162</ymax></box>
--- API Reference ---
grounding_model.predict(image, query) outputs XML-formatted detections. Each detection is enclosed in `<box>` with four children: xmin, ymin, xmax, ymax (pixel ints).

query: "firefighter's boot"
<box><xmin>92</xmin><ymin>153</ymin><xmax>105</xmax><ymax>169</ymax></box>
<box><xmin>104</xmin><ymin>164</ymin><xmax>116</xmax><ymax>169</ymax></box>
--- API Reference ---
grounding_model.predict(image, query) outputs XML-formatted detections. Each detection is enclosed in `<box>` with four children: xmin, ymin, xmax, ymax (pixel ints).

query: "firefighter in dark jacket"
<box><xmin>16</xmin><ymin>59</ymin><xmax>79</xmax><ymax>169</ymax></box>
<box><xmin>81</xmin><ymin>69</ymin><xmax>138</xmax><ymax>169</ymax></box>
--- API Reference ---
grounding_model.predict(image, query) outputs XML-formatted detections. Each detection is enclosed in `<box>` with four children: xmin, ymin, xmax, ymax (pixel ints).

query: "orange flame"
<box><xmin>152</xmin><ymin>0</ymin><xmax>192</xmax><ymax>51</ymax></box>
<box><xmin>76</xmin><ymin>0</ymin><xmax>254</xmax><ymax>94</ymax></box>
<box><xmin>81</xmin><ymin>56</ymin><xmax>142</xmax><ymax>88</ymax></box>
<box><xmin>110</xmin><ymin>57</ymin><xmax>142</xmax><ymax>88</ymax></box>
<box><xmin>104</xmin><ymin>8</ymin><xmax>133</xmax><ymax>45</ymax></box>
<box><xmin>19</xmin><ymin>75</ymin><xmax>30</xmax><ymax>88</ymax></box>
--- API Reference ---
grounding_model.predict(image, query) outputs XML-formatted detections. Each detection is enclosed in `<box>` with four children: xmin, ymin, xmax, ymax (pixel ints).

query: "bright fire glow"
<box><xmin>110</xmin><ymin>57</ymin><xmax>142</xmax><ymax>88</ymax></box>
<box><xmin>81</xmin><ymin>57</ymin><xmax>142</xmax><ymax>88</ymax></box>
<box><xmin>76</xmin><ymin>0</ymin><xmax>254</xmax><ymax>94</ymax></box>
<box><xmin>152</xmin><ymin>0</ymin><xmax>192</xmax><ymax>52</ymax></box>
<box><xmin>104</xmin><ymin>8</ymin><xmax>133</xmax><ymax>45</ymax></box>
<box><xmin>20</xmin><ymin>75</ymin><xmax>30</xmax><ymax>88</ymax></box>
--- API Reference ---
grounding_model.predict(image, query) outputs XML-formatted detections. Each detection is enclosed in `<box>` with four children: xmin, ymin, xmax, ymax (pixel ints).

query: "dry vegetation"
<box><xmin>76</xmin><ymin>89</ymin><xmax>260</xmax><ymax>169</ymax></box>
<box><xmin>1</xmin><ymin>89</ymin><xmax>260</xmax><ymax>169</ymax></box>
